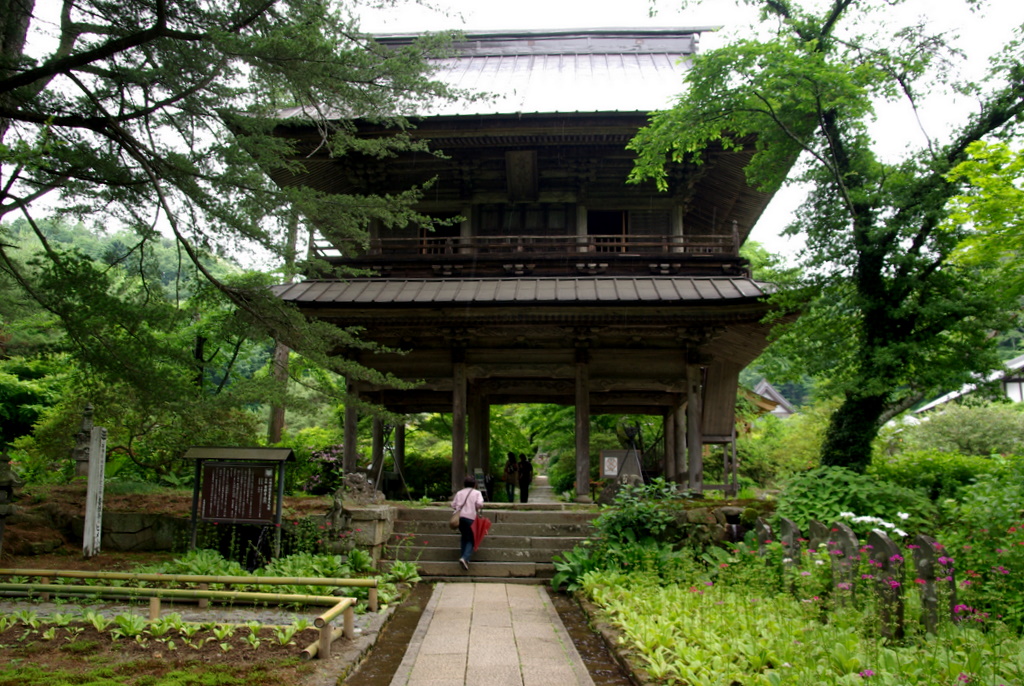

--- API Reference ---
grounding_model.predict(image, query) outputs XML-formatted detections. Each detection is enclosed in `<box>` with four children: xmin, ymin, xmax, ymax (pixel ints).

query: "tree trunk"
<box><xmin>819</xmin><ymin>392</ymin><xmax>888</xmax><ymax>472</ymax></box>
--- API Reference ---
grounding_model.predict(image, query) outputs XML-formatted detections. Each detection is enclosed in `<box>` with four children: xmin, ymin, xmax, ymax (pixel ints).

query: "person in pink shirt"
<box><xmin>451</xmin><ymin>475</ymin><xmax>484</xmax><ymax>570</ymax></box>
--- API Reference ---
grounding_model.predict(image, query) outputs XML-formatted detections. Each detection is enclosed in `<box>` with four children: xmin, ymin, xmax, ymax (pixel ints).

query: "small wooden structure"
<box><xmin>268</xmin><ymin>30</ymin><xmax>790</xmax><ymax>498</ymax></box>
<box><xmin>184</xmin><ymin>447</ymin><xmax>295</xmax><ymax>557</ymax></box>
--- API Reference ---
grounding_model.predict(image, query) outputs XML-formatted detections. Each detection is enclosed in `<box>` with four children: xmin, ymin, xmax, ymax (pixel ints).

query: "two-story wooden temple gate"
<box><xmin>268</xmin><ymin>29</ymin><xmax>786</xmax><ymax>500</ymax></box>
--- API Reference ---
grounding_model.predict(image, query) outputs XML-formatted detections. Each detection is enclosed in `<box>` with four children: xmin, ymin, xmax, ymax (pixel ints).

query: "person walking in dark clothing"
<box><xmin>503</xmin><ymin>452</ymin><xmax>518</xmax><ymax>502</ymax></box>
<box><xmin>451</xmin><ymin>475</ymin><xmax>483</xmax><ymax>569</ymax></box>
<box><xmin>517</xmin><ymin>453</ymin><xmax>533</xmax><ymax>503</ymax></box>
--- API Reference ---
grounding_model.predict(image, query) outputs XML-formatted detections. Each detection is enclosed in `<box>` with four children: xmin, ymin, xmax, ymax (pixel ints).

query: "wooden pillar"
<box><xmin>671</xmin><ymin>205</ymin><xmax>684</xmax><ymax>253</ymax></box>
<box><xmin>576</xmin><ymin>205</ymin><xmax>588</xmax><ymax>252</ymax></box>
<box><xmin>394</xmin><ymin>423</ymin><xmax>406</xmax><ymax>475</ymax></box>
<box><xmin>575</xmin><ymin>349</ymin><xmax>591</xmax><ymax>501</ymax></box>
<box><xmin>481</xmin><ymin>399</ymin><xmax>491</xmax><ymax>475</ymax></box>
<box><xmin>369</xmin><ymin>417</ymin><xmax>384</xmax><ymax>487</ymax></box>
<box><xmin>663</xmin><ymin>409</ymin><xmax>676</xmax><ymax>482</ymax></box>
<box><xmin>468</xmin><ymin>383</ymin><xmax>483</xmax><ymax>475</ymax></box>
<box><xmin>686</xmin><ymin>364</ymin><xmax>704</xmax><ymax>493</ymax></box>
<box><xmin>343</xmin><ymin>380</ymin><xmax>359</xmax><ymax>473</ymax></box>
<box><xmin>452</xmin><ymin>358</ymin><xmax>467</xmax><ymax>493</ymax></box>
<box><xmin>674</xmin><ymin>401</ymin><xmax>687</xmax><ymax>484</ymax></box>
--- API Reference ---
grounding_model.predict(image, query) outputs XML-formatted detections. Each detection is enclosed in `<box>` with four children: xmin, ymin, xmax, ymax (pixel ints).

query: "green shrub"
<box><xmin>775</xmin><ymin>466</ymin><xmax>935</xmax><ymax>535</ymax></box>
<box><xmin>896</xmin><ymin>402</ymin><xmax>1024</xmax><ymax>456</ymax></box>
<box><xmin>736</xmin><ymin>400</ymin><xmax>838</xmax><ymax>487</ymax></box>
<box><xmin>868</xmin><ymin>449</ymin><xmax>1001</xmax><ymax>501</ymax></box>
<box><xmin>594</xmin><ymin>478</ymin><xmax>683</xmax><ymax>543</ymax></box>
<box><xmin>402</xmin><ymin>452</ymin><xmax>453</xmax><ymax>500</ymax></box>
<box><xmin>546</xmin><ymin>451</ymin><xmax>577</xmax><ymax>495</ymax></box>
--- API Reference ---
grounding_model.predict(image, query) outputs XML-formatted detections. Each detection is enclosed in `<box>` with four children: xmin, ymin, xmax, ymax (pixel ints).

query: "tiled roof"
<box><xmin>273</xmin><ymin>276</ymin><xmax>770</xmax><ymax>306</ymax></box>
<box><xmin>276</xmin><ymin>29</ymin><xmax>703</xmax><ymax>120</ymax></box>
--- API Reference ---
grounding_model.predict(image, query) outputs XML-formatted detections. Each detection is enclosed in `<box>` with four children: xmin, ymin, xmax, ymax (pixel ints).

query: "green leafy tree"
<box><xmin>631</xmin><ymin>0</ymin><xmax>1024</xmax><ymax>471</ymax></box>
<box><xmin>946</xmin><ymin>141</ymin><xmax>1024</xmax><ymax>290</ymax></box>
<box><xmin>0</xmin><ymin>0</ymin><xmax>461</xmax><ymax>403</ymax></box>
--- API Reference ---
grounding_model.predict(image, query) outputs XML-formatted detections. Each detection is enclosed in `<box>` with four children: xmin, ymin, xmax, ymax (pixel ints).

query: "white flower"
<box><xmin>896</xmin><ymin>512</ymin><xmax>910</xmax><ymax>520</ymax></box>
<box><xmin>839</xmin><ymin>512</ymin><xmax>855</xmax><ymax>519</ymax></box>
<box><xmin>815</xmin><ymin>560</ymin><xmax>824</xmax><ymax>565</ymax></box>
<box><xmin>894</xmin><ymin>528</ymin><xmax>907</xmax><ymax>537</ymax></box>
<box><xmin>782</xmin><ymin>558</ymin><xmax>793</xmax><ymax>563</ymax></box>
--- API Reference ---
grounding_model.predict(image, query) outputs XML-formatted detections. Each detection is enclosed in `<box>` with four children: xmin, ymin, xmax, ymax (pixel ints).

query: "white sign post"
<box><xmin>82</xmin><ymin>427</ymin><xmax>107</xmax><ymax>558</ymax></box>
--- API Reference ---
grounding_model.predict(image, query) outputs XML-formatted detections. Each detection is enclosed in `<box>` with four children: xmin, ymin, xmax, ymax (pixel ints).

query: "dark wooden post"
<box><xmin>663</xmin><ymin>409</ymin><xmax>677</xmax><ymax>482</ymax></box>
<box><xmin>369</xmin><ymin>417</ymin><xmax>384</xmax><ymax>488</ymax></box>
<box><xmin>343</xmin><ymin>380</ymin><xmax>359</xmax><ymax>473</ymax></box>
<box><xmin>674</xmin><ymin>401</ymin><xmax>687</xmax><ymax>484</ymax></box>
<box><xmin>685</xmin><ymin>363</ymin><xmax>703</xmax><ymax>493</ymax></box>
<box><xmin>452</xmin><ymin>356</ymin><xmax>467</xmax><ymax>493</ymax></box>
<box><xmin>575</xmin><ymin>347</ymin><xmax>591</xmax><ymax>501</ymax></box>
<box><xmin>394</xmin><ymin>423</ymin><xmax>406</xmax><ymax>477</ymax></box>
<box><xmin>480</xmin><ymin>398</ymin><xmax>491</xmax><ymax>476</ymax></box>
<box><xmin>468</xmin><ymin>382</ymin><xmax>483</xmax><ymax>475</ymax></box>
<box><xmin>867</xmin><ymin>530</ymin><xmax>905</xmax><ymax>640</ymax></box>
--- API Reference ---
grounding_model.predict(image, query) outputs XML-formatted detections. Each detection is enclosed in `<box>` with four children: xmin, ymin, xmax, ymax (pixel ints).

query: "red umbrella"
<box><xmin>472</xmin><ymin>516</ymin><xmax>492</xmax><ymax>551</ymax></box>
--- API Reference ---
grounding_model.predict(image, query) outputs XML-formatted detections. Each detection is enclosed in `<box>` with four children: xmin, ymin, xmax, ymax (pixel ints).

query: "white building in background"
<box><xmin>914</xmin><ymin>353</ymin><xmax>1024</xmax><ymax>414</ymax></box>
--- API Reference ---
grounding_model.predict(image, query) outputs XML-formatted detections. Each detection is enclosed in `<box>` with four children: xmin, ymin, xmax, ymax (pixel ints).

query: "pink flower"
<box><xmin>860</xmin><ymin>669</ymin><xmax>875</xmax><ymax>678</ymax></box>
<box><xmin>914</xmin><ymin>578</ymin><xmax>926</xmax><ymax>585</ymax></box>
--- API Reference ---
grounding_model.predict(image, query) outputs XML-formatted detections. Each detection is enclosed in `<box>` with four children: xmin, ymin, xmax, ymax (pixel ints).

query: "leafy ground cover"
<box><xmin>580</xmin><ymin>569</ymin><xmax>1024</xmax><ymax>686</ymax></box>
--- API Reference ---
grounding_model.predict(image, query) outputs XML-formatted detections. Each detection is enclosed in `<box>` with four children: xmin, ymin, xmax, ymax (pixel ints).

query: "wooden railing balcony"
<box><xmin>314</xmin><ymin>233</ymin><xmax>739</xmax><ymax>260</ymax></box>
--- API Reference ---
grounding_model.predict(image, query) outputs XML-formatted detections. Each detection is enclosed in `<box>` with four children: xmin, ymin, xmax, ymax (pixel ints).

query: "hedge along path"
<box><xmin>0</xmin><ymin>568</ymin><xmax>377</xmax><ymax>659</ymax></box>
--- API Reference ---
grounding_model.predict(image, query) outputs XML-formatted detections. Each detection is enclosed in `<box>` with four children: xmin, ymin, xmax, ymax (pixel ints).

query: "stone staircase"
<box><xmin>383</xmin><ymin>502</ymin><xmax>598</xmax><ymax>583</ymax></box>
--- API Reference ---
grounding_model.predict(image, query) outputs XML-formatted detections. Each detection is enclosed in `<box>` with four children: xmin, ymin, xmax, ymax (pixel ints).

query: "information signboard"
<box><xmin>200</xmin><ymin>462</ymin><xmax>276</xmax><ymax>524</ymax></box>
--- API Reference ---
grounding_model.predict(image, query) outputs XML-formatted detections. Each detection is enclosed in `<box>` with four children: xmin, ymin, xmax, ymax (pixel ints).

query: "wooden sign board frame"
<box><xmin>184</xmin><ymin>447</ymin><xmax>295</xmax><ymax>558</ymax></box>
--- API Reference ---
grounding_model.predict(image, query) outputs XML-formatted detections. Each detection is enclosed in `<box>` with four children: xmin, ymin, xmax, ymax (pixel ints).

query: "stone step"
<box><xmin>407</xmin><ymin>559</ymin><xmax>557</xmax><ymax>579</ymax></box>
<box><xmin>393</xmin><ymin>507</ymin><xmax>598</xmax><ymax>525</ymax></box>
<box><xmin>388</xmin><ymin>533</ymin><xmax>587</xmax><ymax>550</ymax></box>
<box><xmin>388</xmin><ymin>545</ymin><xmax>574</xmax><ymax>563</ymax></box>
<box><xmin>392</xmin><ymin>520</ymin><xmax>595</xmax><ymax>537</ymax></box>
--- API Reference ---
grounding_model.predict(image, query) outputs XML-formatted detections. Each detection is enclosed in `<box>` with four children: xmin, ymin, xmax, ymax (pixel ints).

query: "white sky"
<box><xmin>362</xmin><ymin>0</ymin><xmax>1024</xmax><ymax>260</ymax></box>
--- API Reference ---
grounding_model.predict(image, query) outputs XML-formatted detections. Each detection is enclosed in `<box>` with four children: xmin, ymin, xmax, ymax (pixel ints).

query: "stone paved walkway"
<box><xmin>388</xmin><ymin>582</ymin><xmax>594</xmax><ymax>686</ymax></box>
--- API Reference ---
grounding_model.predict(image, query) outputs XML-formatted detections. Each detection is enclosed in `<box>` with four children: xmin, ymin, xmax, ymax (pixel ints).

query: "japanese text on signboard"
<box><xmin>200</xmin><ymin>462</ymin><xmax>276</xmax><ymax>524</ymax></box>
